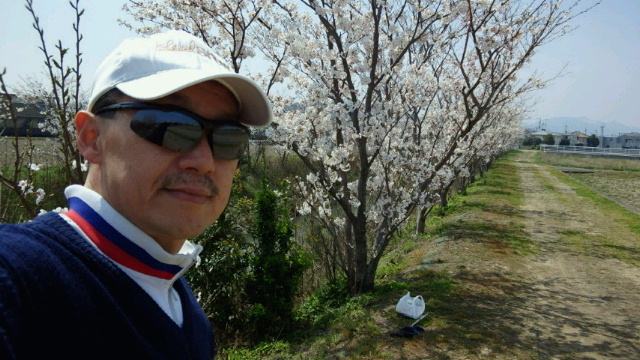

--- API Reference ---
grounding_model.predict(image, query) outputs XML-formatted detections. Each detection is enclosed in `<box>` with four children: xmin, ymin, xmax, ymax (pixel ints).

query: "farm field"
<box><xmin>537</xmin><ymin>152</ymin><xmax>640</xmax><ymax>215</ymax></box>
<box><xmin>0</xmin><ymin>137</ymin><xmax>62</xmax><ymax>167</ymax></box>
<box><xmin>569</xmin><ymin>170</ymin><xmax>640</xmax><ymax>215</ymax></box>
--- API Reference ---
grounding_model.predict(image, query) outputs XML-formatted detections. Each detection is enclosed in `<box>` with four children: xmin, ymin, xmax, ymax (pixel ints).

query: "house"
<box><xmin>617</xmin><ymin>133</ymin><xmax>640</xmax><ymax>149</ymax></box>
<box><xmin>529</xmin><ymin>130</ymin><xmax>592</xmax><ymax>146</ymax></box>
<box><xmin>0</xmin><ymin>95</ymin><xmax>51</xmax><ymax>137</ymax></box>
<box><xmin>568</xmin><ymin>131</ymin><xmax>589</xmax><ymax>146</ymax></box>
<box><xmin>601</xmin><ymin>132</ymin><xmax>640</xmax><ymax>149</ymax></box>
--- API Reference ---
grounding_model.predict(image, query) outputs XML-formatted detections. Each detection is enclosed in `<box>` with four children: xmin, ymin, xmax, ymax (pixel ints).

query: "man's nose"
<box><xmin>177</xmin><ymin>134</ymin><xmax>215</xmax><ymax>173</ymax></box>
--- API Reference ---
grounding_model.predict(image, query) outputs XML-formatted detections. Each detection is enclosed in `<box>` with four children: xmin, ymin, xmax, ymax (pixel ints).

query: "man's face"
<box><xmin>88</xmin><ymin>81</ymin><xmax>240</xmax><ymax>253</ymax></box>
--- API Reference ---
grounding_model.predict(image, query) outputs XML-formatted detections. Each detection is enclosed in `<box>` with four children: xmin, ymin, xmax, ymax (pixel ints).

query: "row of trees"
<box><xmin>122</xmin><ymin>0</ymin><xmax>597</xmax><ymax>294</ymax></box>
<box><xmin>522</xmin><ymin>133</ymin><xmax>600</xmax><ymax>146</ymax></box>
<box><xmin>3</xmin><ymin>0</ymin><xmax>598</xmax><ymax>329</ymax></box>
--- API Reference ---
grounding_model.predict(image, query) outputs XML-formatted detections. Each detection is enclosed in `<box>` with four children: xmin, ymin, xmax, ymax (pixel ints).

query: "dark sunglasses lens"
<box><xmin>130</xmin><ymin>109</ymin><xmax>202</xmax><ymax>151</ymax></box>
<box><xmin>130</xmin><ymin>109</ymin><xmax>250</xmax><ymax>160</ymax></box>
<box><xmin>210</xmin><ymin>126</ymin><xmax>250</xmax><ymax>160</ymax></box>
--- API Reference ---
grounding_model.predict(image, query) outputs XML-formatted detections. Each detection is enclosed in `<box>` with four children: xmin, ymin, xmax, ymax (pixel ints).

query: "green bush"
<box><xmin>187</xmin><ymin>171</ymin><xmax>310</xmax><ymax>347</ymax></box>
<box><xmin>522</xmin><ymin>136</ymin><xmax>542</xmax><ymax>147</ymax></box>
<box><xmin>542</xmin><ymin>133</ymin><xmax>555</xmax><ymax>145</ymax></box>
<box><xmin>246</xmin><ymin>180</ymin><xmax>310</xmax><ymax>340</ymax></box>
<box><xmin>186</xmin><ymin>169</ymin><xmax>255</xmax><ymax>346</ymax></box>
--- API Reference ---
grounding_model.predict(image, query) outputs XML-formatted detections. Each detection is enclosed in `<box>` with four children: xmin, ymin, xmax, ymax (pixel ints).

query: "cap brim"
<box><xmin>116</xmin><ymin>69</ymin><xmax>273</xmax><ymax>127</ymax></box>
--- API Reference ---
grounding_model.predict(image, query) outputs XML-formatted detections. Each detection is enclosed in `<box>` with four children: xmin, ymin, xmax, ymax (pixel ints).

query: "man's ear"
<box><xmin>75</xmin><ymin>111</ymin><xmax>102</xmax><ymax>164</ymax></box>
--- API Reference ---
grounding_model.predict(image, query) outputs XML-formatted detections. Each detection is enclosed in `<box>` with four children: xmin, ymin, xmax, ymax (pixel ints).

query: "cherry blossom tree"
<box><xmin>124</xmin><ymin>0</ymin><xmax>597</xmax><ymax>294</ymax></box>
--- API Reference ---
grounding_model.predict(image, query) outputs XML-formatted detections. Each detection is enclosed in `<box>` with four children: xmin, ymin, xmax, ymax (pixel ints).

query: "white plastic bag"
<box><xmin>395</xmin><ymin>292</ymin><xmax>425</xmax><ymax>319</ymax></box>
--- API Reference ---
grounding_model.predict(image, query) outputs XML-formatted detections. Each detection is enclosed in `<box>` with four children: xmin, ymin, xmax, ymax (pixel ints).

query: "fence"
<box><xmin>540</xmin><ymin>145</ymin><xmax>640</xmax><ymax>159</ymax></box>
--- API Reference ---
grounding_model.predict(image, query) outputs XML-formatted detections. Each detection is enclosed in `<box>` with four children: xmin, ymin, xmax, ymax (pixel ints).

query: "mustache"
<box><xmin>161</xmin><ymin>173</ymin><xmax>219</xmax><ymax>197</ymax></box>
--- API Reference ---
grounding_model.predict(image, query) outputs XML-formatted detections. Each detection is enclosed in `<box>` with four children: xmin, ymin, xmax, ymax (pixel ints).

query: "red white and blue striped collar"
<box><xmin>61</xmin><ymin>185</ymin><xmax>201</xmax><ymax>281</ymax></box>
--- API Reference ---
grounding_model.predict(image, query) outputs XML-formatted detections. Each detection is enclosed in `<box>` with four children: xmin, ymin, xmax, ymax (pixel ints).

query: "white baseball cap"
<box><xmin>88</xmin><ymin>30</ymin><xmax>272</xmax><ymax>127</ymax></box>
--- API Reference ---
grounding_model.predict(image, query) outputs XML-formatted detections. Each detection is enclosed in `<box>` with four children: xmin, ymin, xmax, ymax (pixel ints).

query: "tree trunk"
<box><xmin>347</xmin><ymin>219</ymin><xmax>370</xmax><ymax>294</ymax></box>
<box><xmin>348</xmin><ymin>241</ymin><xmax>383</xmax><ymax>294</ymax></box>
<box><xmin>415</xmin><ymin>206</ymin><xmax>430</xmax><ymax>234</ymax></box>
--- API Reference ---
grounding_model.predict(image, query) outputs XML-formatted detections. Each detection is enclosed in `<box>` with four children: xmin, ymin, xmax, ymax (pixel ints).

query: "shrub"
<box><xmin>187</xmin><ymin>172</ymin><xmax>310</xmax><ymax>347</ymax></box>
<box><xmin>522</xmin><ymin>136</ymin><xmax>542</xmax><ymax>147</ymax></box>
<box><xmin>186</xmin><ymin>170</ymin><xmax>255</xmax><ymax>347</ymax></box>
<box><xmin>246</xmin><ymin>180</ymin><xmax>310</xmax><ymax>340</ymax></box>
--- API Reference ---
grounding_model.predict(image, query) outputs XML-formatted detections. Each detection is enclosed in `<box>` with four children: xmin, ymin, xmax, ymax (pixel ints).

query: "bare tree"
<box><xmin>0</xmin><ymin>0</ymin><xmax>87</xmax><ymax>222</ymax></box>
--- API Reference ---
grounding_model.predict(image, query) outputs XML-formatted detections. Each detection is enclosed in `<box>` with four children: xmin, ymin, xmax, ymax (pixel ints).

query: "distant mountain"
<box><xmin>524</xmin><ymin>117</ymin><xmax>640</xmax><ymax>136</ymax></box>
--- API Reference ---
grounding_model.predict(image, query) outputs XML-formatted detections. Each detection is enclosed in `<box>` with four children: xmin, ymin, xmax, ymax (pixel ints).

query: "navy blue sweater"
<box><xmin>0</xmin><ymin>213</ymin><xmax>215</xmax><ymax>359</ymax></box>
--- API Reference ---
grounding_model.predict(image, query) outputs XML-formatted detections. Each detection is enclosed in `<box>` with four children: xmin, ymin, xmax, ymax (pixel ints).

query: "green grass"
<box><xmin>424</xmin><ymin>153</ymin><xmax>533</xmax><ymax>255</ymax></box>
<box><xmin>0</xmin><ymin>164</ymin><xmax>70</xmax><ymax>223</ymax></box>
<box><xmin>552</xmin><ymin>172</ymin><xmax>640</xmax><ymax>265</ymax></box>
<box><xmin>434</xmin><ymin>220</ymin><xmax>533</xmax><ymax>255</ymax></box>
<box><xmin>465</xmin><ymin>152</ymin><xmax>524</xmax><ymax>206</ymax></box>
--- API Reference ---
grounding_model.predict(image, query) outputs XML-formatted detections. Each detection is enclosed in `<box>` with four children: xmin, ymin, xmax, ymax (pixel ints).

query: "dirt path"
<box><xmin>507</xmin><ymin>151</ymin><xmax>640</xmax><ymax>359</ymax></box>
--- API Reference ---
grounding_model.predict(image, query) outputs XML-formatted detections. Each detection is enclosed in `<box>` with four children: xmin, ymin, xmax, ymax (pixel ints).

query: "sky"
<box><xmin>1</xmin><ymin>0</ymin><xmax>638</xmax><ymax>129</ymax></box>
<box><xmin>521</xmin><ymin>0</ymin><xmax>640</xmax><ymax>129</ymax></box>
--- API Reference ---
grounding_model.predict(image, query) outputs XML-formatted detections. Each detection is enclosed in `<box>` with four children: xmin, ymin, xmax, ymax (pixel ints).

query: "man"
<box><xmin>0</xmin><ymin>30</ymin><xmax>272</xmax><ymax>359</ymax></box>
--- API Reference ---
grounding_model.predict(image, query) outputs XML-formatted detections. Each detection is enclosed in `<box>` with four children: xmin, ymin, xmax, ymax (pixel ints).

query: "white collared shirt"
<box><xmin>59</xmin><ymin>184</ymin><xmax>203</xmax><ymax>326</ymax></box>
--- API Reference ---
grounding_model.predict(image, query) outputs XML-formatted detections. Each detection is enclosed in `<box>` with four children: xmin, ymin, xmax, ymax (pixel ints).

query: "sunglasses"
<box><xmin>94</xmin><ymin>102</ymin><xmax>250</xmax><ymax>160</ymax></box>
